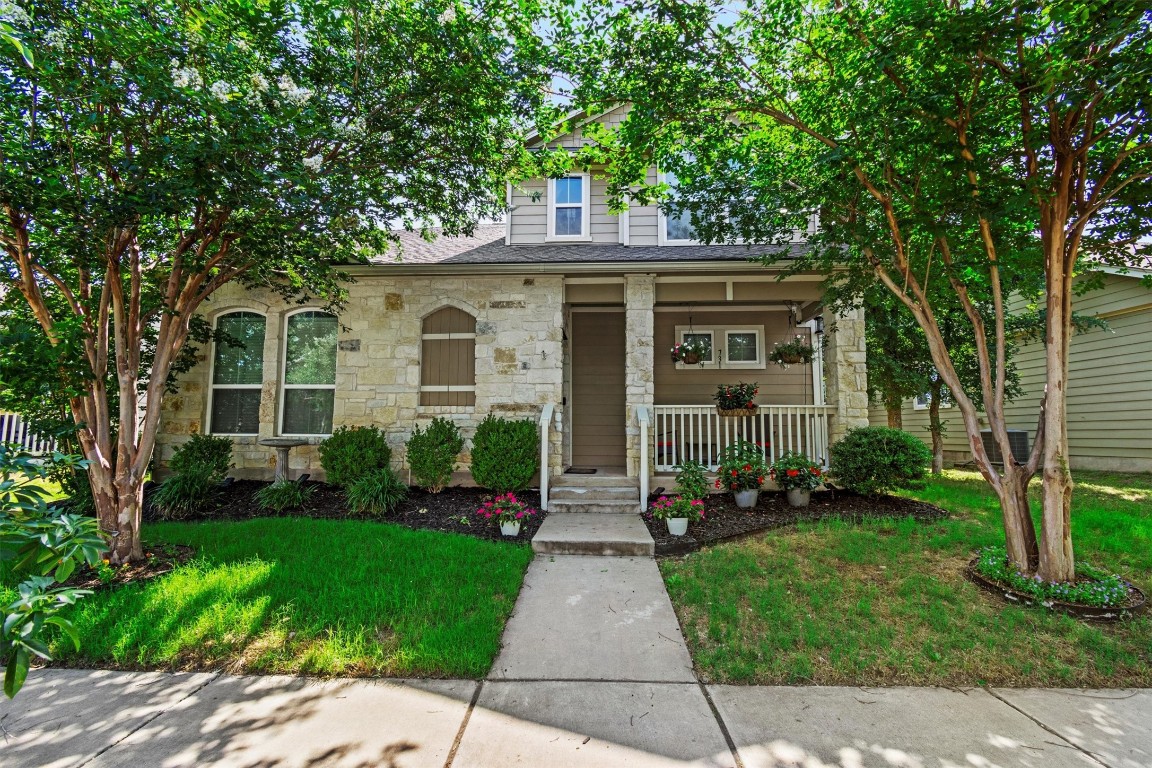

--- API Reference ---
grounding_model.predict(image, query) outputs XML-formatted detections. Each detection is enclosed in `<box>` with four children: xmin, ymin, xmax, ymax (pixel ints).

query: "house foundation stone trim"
<box><xmin>823</xmin><ymin>304</ymin><xmax>870</xmax><ymax>445</ymax></box>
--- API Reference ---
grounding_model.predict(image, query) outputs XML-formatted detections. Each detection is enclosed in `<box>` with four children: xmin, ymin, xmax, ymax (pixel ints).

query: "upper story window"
<box><xmin>420</xmin><ymin>306</ymin><xmax>477</xmax><ymax>407</ymax></box>
<box><xmin>209</xmin><ymin>311</ymin><xmax>266</xmax><ymax>435</ymax></box>
<box><xmin>661</xmin><ymin>168</ymin><xmax>698</xmax><ymax>244</ymax></box>
<box><xmin>281</xmin><ymin>310</ymin><xmax>338</xmax><ymax>436</ymax></box>
<box><xmin>547</xmin><ymin>174</ymin><xmax>590</xmax><ymax>241</ymax></box>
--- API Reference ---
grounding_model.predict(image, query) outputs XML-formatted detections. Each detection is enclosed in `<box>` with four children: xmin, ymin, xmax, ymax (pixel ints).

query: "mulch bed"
<box><xmin>643</xmin><ymin>489</ymin><xmax>948</xmax><ymax>556</ymax></box>
<box><xmin>144</xmin><ymin>480</ymin><xmax>546</xmax><ymax>544</ymax></box>
<box><xmin>62</xmin><ymin>543</ymin><xmax>196</xmax><ymax>591</ymax></box>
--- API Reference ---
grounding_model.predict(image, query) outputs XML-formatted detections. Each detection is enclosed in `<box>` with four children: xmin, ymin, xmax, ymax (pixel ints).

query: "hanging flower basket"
<box><xmin>671</xmin><ymin>338</ymin><xmax>708</xmax><ymax>365</ymax></box>
<box><xmin>714</xmin><ymin>382</ymin><xmax>758</xmax><ymax>417</ymax></box>
<box><xmin>717</xmin><ymin>407</ymin><xmax>757</xmax><ymax>417</ymax></box>
<box><xmin>768</xmin><ymin>336</ymin><xmax>815</xmax><ymax>367</ymax></box>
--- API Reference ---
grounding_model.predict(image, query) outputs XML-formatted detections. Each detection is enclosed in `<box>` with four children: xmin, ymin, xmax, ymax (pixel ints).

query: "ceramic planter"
<box><xmin>733</xmin><ymin>489</ymin><xmax>760</xmax><ymax>508</ymax></box>
<box><xmin>500</xmin><ymin>521</ymin><xmax>522</xmax><ymax>537</ymax></box>
<box><xmin>786</xmin><ymin>488</ymin><xmax>811</xmax><ymax>508</ymax></box>
<box><xmin>666</xmin><ymin>517</ymin><xmax>689</xmax><ymax>536</ymax></box>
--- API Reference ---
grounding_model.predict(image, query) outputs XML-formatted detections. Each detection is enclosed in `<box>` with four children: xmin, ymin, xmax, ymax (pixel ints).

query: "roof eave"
<box><xmin>343</xmin><ymin>259</ymin><xmax>829</xmax><ymax>277</ymax></box>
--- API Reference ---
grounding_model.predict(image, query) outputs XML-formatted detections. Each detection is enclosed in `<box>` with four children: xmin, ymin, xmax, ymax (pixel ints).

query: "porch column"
<box><xmin>823</xmin><ymin>304</ymin><xmax>870</xmax><ymax>445</ymax></box>
<box><xmin>624</xmin><ymin>274</ymin><xmax>655</xmax><ymax>478</ymax></box>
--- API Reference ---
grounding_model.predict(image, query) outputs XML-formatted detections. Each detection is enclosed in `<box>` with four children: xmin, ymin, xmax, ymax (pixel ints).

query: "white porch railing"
<box><xmin>652</xmin><ymin>405</ymin><xmax>834</xmax><ymax>472</ymax></box>
<box><xmin>538</xmin><ymin>403</ymin><xmax>555</xmax><ymax>511</ymax></box>
<box><xmin>636</xmin><ymin>406</ymin><xmax>650</xmax><ymax>512</ymax></box>
<box><xmin>0</xmin><ymin>412</ymin><xmax>58</xmax><ymax>454</ymax></box>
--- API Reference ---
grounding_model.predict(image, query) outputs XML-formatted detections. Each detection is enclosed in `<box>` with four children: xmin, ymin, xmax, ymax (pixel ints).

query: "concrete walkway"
<box><xmin>2</xmin><ymin>669</ymin><xmax>1149</xmax><ymax>767</ymax></box>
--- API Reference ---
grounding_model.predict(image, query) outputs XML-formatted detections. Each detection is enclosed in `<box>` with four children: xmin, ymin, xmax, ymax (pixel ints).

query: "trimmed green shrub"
<box><xmin>319</xmin><ymin>426</ymin><xmax>392</xmax><ymax>487</ymax></box>
<box><xmin>345</xmin><ymin>468</ymin><xmax>408</xmax><ymax>517</ymax></box>
<box><xmin>829</xmin><ymin>426</ymin><xmax>932</xmax><ymax>495</ymax></box>
<box><xmin>469</xmin><ymin>414</ymin><xmax>538</xmax><ymax>493</ymax></box>
<box><xmin>406</xmin><ymin>417</ymin><xmax>464</xmax><ymax>493</ymax></box>
<box><xmin>152</xmin><ymin>464</ymin><xmax>218</xmax><ymax>519</ymax></box>
<box><xmin>673</xmin><ymin>460</ymin><xmax>710</xmax><ymax>500</ymax></box>
<box><xmin>256</xmin><ymin>480</ymin><xmax>315</xmax><ymax>513</ymax></box>
<box><xmin>170</xmin><ymin>433</ymin><xmax>233</xmax><ymax>481</ymax></box>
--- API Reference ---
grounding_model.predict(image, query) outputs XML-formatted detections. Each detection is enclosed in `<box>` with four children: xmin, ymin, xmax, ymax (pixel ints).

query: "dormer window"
<box><xmin>547</xmin><ymin>174</ymin><xmax>590</xmax><ymax>241</ymax></box>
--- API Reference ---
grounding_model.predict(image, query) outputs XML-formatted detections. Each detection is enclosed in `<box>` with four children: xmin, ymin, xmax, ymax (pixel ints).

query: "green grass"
<box><xmin>662</xmin><ymin>469</ymin><xmax>1152</xmax><ymax>687</ymax></box>
<box><xmin>4</xmin><ymin>518</ymin><xmax>534</xmax><ymax>679</ymax></box>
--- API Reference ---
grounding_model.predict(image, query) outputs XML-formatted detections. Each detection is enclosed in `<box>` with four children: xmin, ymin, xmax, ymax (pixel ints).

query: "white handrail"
<box><xmin>539</xmin><ymin>403</ymin><xmax>555</xmax><ymax>511</ymax></box>
<box><xmin>636</xmin><ymin>406</ymin><xmax>650</xmax><ymax>512</ymax></box>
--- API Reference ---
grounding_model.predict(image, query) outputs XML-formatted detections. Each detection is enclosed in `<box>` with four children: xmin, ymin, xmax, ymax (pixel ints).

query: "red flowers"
<box><xmin>786</xmin><ymin>469</ymin><xmax>799</xmax><ymax>477</ymax></box>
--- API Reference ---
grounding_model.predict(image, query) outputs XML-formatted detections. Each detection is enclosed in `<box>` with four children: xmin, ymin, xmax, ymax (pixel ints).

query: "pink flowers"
<box><xmin>477</xmin><ymin>493</ymin><xmax>536</xmax><ymax>525</ymax></box>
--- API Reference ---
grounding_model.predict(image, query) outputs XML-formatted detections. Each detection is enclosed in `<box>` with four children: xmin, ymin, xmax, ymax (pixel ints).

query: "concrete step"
<box><xmin>548</xmin><ymin>498</ymin><xmax>639</xmax><ymax>515</ymax></box>
<box><xmin>531</xmin><ymin>513</ymin><xmax>654</xmax><ymax>557</ymax></box>
<box><xmin>553</xmin><ymin>474</ymin><xmax>638</xmax><ymax>489</ymax></box>
<box><xmin>549</xmin><ymin>486</ymin><xmax>639</xmax><ymax>502</ymax></box>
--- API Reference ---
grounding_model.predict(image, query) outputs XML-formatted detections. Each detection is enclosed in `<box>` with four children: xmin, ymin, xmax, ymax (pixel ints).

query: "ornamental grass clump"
<box><xmin>475</xmin><ymin>493</ymin><xmax>537</xmax><ymax>526</ymax></box>
<box><xmin>255</xmin><ymin>480</ymin><xmax>314</xmax><ymax>513</ymax></box>
<box><xmin>715</xmin><ymin>440</ymin><xmax>768</xmax><ymax>491</ymax></box>
<box><xmin>344</xmin><ymin>468</ymin><xmax>408</xmax><ymax>518</ymax></box>
<box><xmin>973</xmin><ymin>546</ymin><xmax>1130</xmax><ymax>607</ymax></box>
<box><xmin>769</xmin><ymin>451</ymin><xmax>824</xmax><ymax>491</ymax></box>
<box><xmin>646</xmin><ymin>495</ymin><xmax>705</xmax><ymax>522</ymax></box>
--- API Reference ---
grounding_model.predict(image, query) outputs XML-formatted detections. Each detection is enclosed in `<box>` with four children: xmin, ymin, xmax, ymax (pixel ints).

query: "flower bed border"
<box><xmin>964</xmin><ymin>557</ymin><xmax>1147</xmax><ymax>622</ymax></box>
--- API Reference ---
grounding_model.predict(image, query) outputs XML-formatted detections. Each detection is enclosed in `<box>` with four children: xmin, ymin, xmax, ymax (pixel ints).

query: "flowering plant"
<box><xmin>476</xmin><ymin>493</ymin><xmax>536</xmax><ymax>525</ymax></box>
<box><xmin>769</xmin><ymin>451</ymin><xmax>824</xmax><ymax>491</ymax></box>
<box><xmin>647</xmin><ymin>495</ymin><xmax>705</xmax><ymax>522</ymax></box>
<box><xmin>714</xmin><ymin>382</ymin><xmax>758</xmax><ymax>410</ymax></box>
<box><xmin>671</xmin><ymin>337</ymin><xmax>709</xmax><ymax>363</ymax></box>
<box><xmin>714</xmin><ymin>440</ymin><xmax>768</xmax><ymax>492</ymax></box>
<box><xmin>768</xmin><ymin>336</ymin><xmax>815</xmax><ymax>367</ymax></box>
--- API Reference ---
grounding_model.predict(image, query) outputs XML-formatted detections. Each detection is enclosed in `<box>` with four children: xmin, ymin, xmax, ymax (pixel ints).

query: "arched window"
<box><xmin>421</xmin><ymin>307</ymin><xmax>476</xmax><ymax>406</ymax></box>
<box><xmin>209</xmin><ymin>311</ymin><xmax>267</xmax><ymax>435</ymax></box>
<box><xmin>281</xmin><ymin>310</ymin><xmax>338</xmax><ymax>435</ymax></box>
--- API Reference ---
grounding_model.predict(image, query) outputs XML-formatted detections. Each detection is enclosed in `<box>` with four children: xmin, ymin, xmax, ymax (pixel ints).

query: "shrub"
<box><xmin>169</xmin><ymin>434</ymin><xmax>233</xmax><ymax>481</ymax></box>
<box><xmin>673</xmin><ymin>460</ymin><xmax>710</xmax><ymax>500</ymax></box>
<box><xmin>319</xmin><ymin>426</ymin><xmax>392</xmax><ymax>487</ymax></box>
<box><xmin>345</xmin><ymin>468</ymin><xmax>408</xmax><ymax>517</ymax></box>
<box><xmin>829</xmin><ymin>426</ymin><xmax>931</xmax><ymax>495</ymax></box>
<box><xmin>256</xmin><ymin>480</ymin><xmax>315</xmax><ymax>513</ymax></box>
<box><xmin>715</xmin><ymin>440</ymin><xmax>768</xmax><ymax>492</ymax></box>
<box><xmin>406</xmin><ymin>418</ymin><xmax>464</xmax><ymax>493</ymax></box>
<box><xmin>769</xmin><ymin>451</ymin><xmax>824</xmax><ymax>491</ymax></box>
<box><xmin>470</xmin><ymin>414</ymin><xmax>538</xmax><ymax>493</ymax></box>
<box><xmin>151</xmin><ymin>464</ymin><xmax>218</xmax><ymax>519</ymax></box>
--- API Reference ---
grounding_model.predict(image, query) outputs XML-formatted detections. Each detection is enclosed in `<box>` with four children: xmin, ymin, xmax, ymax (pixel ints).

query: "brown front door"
<box><xmin>570</xmin><ymin>310</ymin><xmax>626</xmax><ymax>469</ymax></box>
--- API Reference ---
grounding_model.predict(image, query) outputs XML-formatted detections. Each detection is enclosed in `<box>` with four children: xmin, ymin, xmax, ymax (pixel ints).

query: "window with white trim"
<box><xmin>421</xmin><ymin>307</ymin><xmax>476</xmax><ymax>406</ymax></box>
<box><xmin>209</xmin><ymin>311</ymin><xmax>266</xmax><ymax>435</ymax></box>
<box><xmin>661</xmin><ymin>168</ymin><xmax>698</xmax><ymax>244</ymax></box>
<box><xmin>913</xmin><ymin>387</ymin><xmax>954</xmax><ymax>410</ymax></box>
<box><xmin>674</xmin><ymin>325</ymin><xmax>765</xmax><ymax>369</ymax></box>
<box><xmin>547</xmin><ymin>175</ymin><xmax>590</xmax><ymax>240</ymax></box>
<box><xmin>281</xmin><ymin>310</ymin><xmax>338</xmax><ymax>435</ymax></box>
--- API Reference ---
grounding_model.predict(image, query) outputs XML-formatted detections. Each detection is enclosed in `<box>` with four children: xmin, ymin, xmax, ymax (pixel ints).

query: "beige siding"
<box><xmin>571</xmin><ymin>311</ymin><xmax>627</xmax><ymax>467</ymax></box>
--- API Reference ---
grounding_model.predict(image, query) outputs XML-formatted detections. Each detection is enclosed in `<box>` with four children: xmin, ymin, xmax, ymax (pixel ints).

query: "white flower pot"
<box><xmin>786</xmin><ymin>488</ymin><xmax>811</xmax><ymax>508</ymax></box>
<box><xmin>734</xmin><ymin>489</ymin><xmax>760</xmax><ymax>509</ymax></box>
<box><xmin>500</xmin><ymin>521</ymin><xmax>522</xmax><ymax>537</ymax></box>
<box><xmin>666</xmin><ymin>518</ymin><xmax>689</xmax><ymax>536</ymax></box>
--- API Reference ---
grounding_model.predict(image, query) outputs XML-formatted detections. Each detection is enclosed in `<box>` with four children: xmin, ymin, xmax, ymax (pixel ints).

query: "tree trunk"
<box><xmin>998</xmin><ymin>462</ymin><xmax>1038</xmax><ymax>571</ymax></box>
<box><xmin>886</xmin><ymin>404</ymin><xmax>902</xmax><ymax>429</ymax></box>
<box><xmin>928</xmin><ymin>383</ymin><xmax>944</xmax><ymax>475</ymax></box>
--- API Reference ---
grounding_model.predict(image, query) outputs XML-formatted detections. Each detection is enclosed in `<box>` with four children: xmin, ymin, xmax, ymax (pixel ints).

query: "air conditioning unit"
<box><xmin>980</xmin><ymin>429</ymin><xmax>1030</xmax><ymax>465</ymax></box>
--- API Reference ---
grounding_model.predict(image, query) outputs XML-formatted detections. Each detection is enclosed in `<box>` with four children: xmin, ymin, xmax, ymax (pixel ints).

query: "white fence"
<box><xmin>652</xmin><ymin>404</ymin><xmax>834</xmax><ymax>472</ymax></box>
<box><xmin>0</xmin><ymin>412</ymin><xmax>58</xmax><ymax>454</ymax></box>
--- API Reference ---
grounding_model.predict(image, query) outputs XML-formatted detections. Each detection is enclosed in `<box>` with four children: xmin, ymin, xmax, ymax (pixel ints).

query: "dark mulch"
<box><xmin>63</xmin><ymin>543</ymin><xmax>196</xmax><ymax>591</ymax></box>
<box><xmin>644</xmin><ymin>489</ymin><xmax>948</xmax><ymax>556</ymax></box>
<box><xmin>144</xmin><ymin>480</ymin><xmax>545</xmax><ymax>543</ymax></box>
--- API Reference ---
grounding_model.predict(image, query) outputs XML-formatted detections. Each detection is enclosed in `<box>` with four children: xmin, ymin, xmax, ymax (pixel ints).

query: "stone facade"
<box><xmin>157</xmin><ymin>275</ymin><xmax>565</xmax><ymax>481</ymax></box>
<box><xmin>822</xmin><ymin>305</ymin><xmax>870</xmax><ymax>443</ymax></box>
<box><xmin>623</xmin><ymin>274</ymin><xmax>656</xmax><ymax>478</ymax></box>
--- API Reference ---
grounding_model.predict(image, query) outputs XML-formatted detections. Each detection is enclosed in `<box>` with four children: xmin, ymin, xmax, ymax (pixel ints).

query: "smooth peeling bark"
<box><xmin>928</xmin><ymin>384</ymin><xmax>943</xmax><ymax>475</ymax></box>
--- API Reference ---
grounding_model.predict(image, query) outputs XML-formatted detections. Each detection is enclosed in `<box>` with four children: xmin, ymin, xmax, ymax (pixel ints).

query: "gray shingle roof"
<box><xmin>371</xmin><ymin>225</ymin><xmax>807</xmax><ymax>266</ymax></box>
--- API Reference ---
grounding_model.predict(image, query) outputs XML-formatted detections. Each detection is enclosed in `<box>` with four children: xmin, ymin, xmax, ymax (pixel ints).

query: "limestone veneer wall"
<box><xmin>157</xmin><ymin>275</ymin><xmax>565</xmax><ymax>482</ymax></box>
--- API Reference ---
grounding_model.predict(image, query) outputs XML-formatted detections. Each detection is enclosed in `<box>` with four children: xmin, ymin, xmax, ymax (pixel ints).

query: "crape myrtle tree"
<box><xmin>0</xmin><ymin>0</ymin><xmax>548</xmax><ymax>563</ymax></box>
<box><xmin>552</xmin><ymin>0</ymin><xmax>1152</xmax><ymax>580</ymax></box>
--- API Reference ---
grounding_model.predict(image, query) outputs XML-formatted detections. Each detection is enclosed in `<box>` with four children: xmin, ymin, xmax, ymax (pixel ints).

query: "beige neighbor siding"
<box><xmin>872</xmin><ymin>274</ymin><xmax>1152</xmax><ymax>471</ymax></box>
<box><xmin>571</xmin><ymin>310</ymin><xmax>627</xmax><ymax>467</ymax></box>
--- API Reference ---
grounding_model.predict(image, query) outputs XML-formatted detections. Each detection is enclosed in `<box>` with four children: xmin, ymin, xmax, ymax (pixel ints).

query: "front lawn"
<box><xmin>4</xmin><ymin>518</ymin><xmax>534</xmax><ymax>679</ymax></box>
<box><xmin>662</xmin><ymin>470</ymin><xmax>1152</xmax><ymax>687</ymax></box>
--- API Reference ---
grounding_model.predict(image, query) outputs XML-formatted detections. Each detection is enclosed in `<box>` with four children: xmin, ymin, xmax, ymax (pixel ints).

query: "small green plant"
<box><xmin>256</xmin><ymin>481</ymin><xmax>315</xmax><ymax>513</ymax></box>
<box><xmin>973</xmin><ymin>546</ymin><xmax>1130</xmax><ymax>607</ymax></box>
<box><xmin>169</xmin><ymin>433</ymin><xmax>233</xmax><ymax>480</ymax></box>
<box><xmin>829</xmin><ymin>426</ymin><xmax>932</xmax><ymax>495</ymax></box>
<box><xmin>647</xmin><ymin>495</ymin><xmax>705</xmax><ymax>522</ymax></box>
<box><xmin>319</xmin><ymin>426</ymin><xmax>392</xmax><ymax>487</ymax></box>
<box><xmin>151</xmin><ymin>464</ymin><xmax>218</xmax><ymax>519</ymax></box>
<box><xmin>714</xmin><ymin>382</ymin><xmax>758</xmax><ymax>411</ymax></box>
<box><xmin>95</xmin><ymin>560</ymin><xmax>118</xmax><ymax>586</ymax></box>
<box><xmin>344</xmin><ymin>468</ymin><xmax>408</xmax><ymax>517</ymax></box>
<box><xmin>406</xmin><ymin>418</ymin><xmax>464</xmax><ymax>493</ymax></box>
<box><xmin>769</xmin><ymin>451</ymin><xmax>824</xmax><ymax>491</ymax></box>
<box><xmin>673</xmin><ymin>460</ymin><xmax>710</xmax><ymax>500</ymax></box>
<box><xmin>715</xmin><ymin>440</ymin><xmax>768</xmax><ymax>492</ymax></box>
<box><xmin>470</xmin><ymin>414</ymin><xmax>538</xmax><ymax>493</ymax></box>
<box><xmin>475</xmin><ymin>493</ymin><xmax>537</xmax><ymax>526</ymax></box>
<box><xmin>768</xmin><ymin>335</ymin><xmax>815</xmax><ymax>367</ymax></box>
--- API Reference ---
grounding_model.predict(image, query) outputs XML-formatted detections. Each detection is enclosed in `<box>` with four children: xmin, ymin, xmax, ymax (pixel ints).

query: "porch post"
<box><xmin>624</xmin><ymin>274</ymin><xmax>656</xmax><ymax>479</ymax></box>
<box><xmin>823</xmin><ymin>304</ymin><xmax>870</xmax><ymax>445</ymax></box>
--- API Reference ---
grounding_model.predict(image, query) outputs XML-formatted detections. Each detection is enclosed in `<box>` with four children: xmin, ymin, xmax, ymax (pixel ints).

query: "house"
<box><xmin>156</xmin><ymin>107</ymin><xmax>871</xmax><ymax>507</ymax></box>
<box><xmin>870</xmin><ymin>266</ymin><xmax>1152</xmax><ymax>473</ymax></box>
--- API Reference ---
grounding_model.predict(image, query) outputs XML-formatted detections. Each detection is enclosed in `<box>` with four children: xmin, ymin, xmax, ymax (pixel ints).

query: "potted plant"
<box><xmin>648</xmin><ymin>494</ymin><xmax>705</xmax><ymax>536</ymax></box>
<box><xmin>476</xmin><ymin>492</ymin><xmax>537</xmax><ymax>536</ymax></box>
<box><xmin>671</xmin><ymin>338</ymin><xmax>708</xmax><ymax>365</ymax></box>
<box><xmin>715</xmin><ymin>440</ymin><xmax>768</xmax><ymax>508</ymax></box>
<box><xmin>714</xmin><ymin>382</ymin><xmax>758</xmax><ymax>417</ymax></box>
<box><xmin>769</xmin><ymin>451</ymin><xmax>824</xmax><ymax>507</ymax></box>
<box><xmin>768</xmin><ymin>336</ymin><xmax>815</xmax><ymax>367</ymax></box>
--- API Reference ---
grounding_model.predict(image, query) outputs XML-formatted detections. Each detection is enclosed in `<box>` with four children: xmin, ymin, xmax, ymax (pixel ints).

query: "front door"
<box><xmin>570</xmin><ymin>310</ymin><xmax>626</xmax><ymax>470</ymax></box>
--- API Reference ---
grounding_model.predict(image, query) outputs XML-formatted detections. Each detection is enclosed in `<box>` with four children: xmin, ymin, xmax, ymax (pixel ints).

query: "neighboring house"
<box><xmin>157</xmin><ymin>106</ymin><xmax>871</xmax><ymax>505</ymax></box>
<box><xmin>870</xmin><ymin>267</ymin><xmax>1152</xmax><ymax>473</ymax></box>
